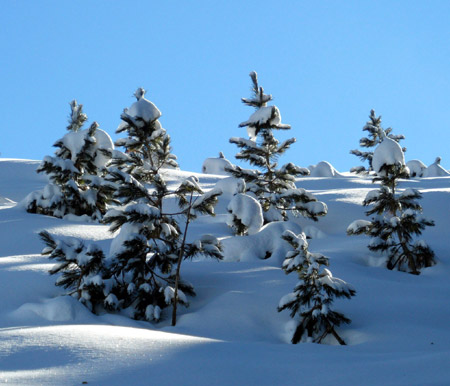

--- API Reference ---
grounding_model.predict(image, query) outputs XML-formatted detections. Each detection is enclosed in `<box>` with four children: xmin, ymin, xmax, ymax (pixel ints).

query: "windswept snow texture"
<box><xmin>1</xmin><ymin>159</ymin><xmax>450</xmax><ymax>385</ymax></box>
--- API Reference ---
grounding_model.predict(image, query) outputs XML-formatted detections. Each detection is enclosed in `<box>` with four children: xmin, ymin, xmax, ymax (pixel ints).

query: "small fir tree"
<box><xmin>23</xmin><ymin>100</ymin><xmax>115</xmax><ymax>220</ymax></box>
<box><xmin>228</xmin><ymin>72</ymin><xmax>327</xmax><ymax>225</ymax></box>
<box><xmin>278</xmin><ymin>230</ymin><xmax>355</xmax><ymax>345</ymax></box>
<box><xmin>350</xmin><ymin>109</ymin><xmax>406</xmax><ymax>174</ymax></box>
<box><xmin>347</xmin><ymin>134</ymin><xmax>435</xmax><ymax>274</ymax></box>
<box><xmin>103</xmin><ymin>88</ymin><xmax>222</xmax><ymax>323</ymax></box>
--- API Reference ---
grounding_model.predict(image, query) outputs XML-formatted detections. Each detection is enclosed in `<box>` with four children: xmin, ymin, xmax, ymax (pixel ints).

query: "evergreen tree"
<box><xmin>23</xmin><ymin>100</ymin><xmax>115</xmax><ymax>220</ymax></box>
<box><xmin>40</xmin><ymin>230</ymin><xmax>107</xmax><ymax>312</ymax></box>
<box><xmin>103</xmin><ymin>88</ymin><xmax>222</xmax><ymax>323</ymax></box>
<box><xmin>347</xmin><ymin>135</ymin><xmax>435</xmax><ymax>274</ymax></box>
<box><xmin>228</xmin><ymin>72</ymin><xmax>327</xmax><ymax>225</ymax></box>
<box><xmin>350</xmin><ymin>109</ymin><xmax>405</xmax><ymax>174</ymax></box>
<box><xmin>278</xmin><ymin>230</ymin><xmax>355</xmax><ymax>345</ymax></box>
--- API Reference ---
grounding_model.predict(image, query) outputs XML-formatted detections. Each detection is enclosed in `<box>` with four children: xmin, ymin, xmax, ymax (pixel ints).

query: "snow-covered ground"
<box><xmin>0</xmin><ymin>158</ymin><xmax>449</xmax><ymax>385</ymax></box>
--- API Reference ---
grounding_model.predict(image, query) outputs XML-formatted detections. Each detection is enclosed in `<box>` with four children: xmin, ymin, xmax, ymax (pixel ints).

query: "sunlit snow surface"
<box><xmin>0</xmin><ymin>159</ymin><xmax>450</xmax><ymax>385</ymax></box>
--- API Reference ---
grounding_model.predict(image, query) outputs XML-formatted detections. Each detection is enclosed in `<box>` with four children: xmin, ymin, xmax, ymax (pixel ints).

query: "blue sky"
<box><xmin>1</xmin><ymin>1</ymin><xmax>449</xmax><ymax>173</ymax></box>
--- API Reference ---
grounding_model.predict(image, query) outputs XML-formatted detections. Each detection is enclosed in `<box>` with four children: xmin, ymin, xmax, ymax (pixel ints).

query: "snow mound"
<box><xmin>406</xmin><ymin>160</ymin><xmax>427</xmax><ymax>177</ymax></box>
<box><xmin>222</xmin><ymin>221</ymin><xmax>303</xmax><ymax>263</ymax></box>
<box><xmin>422</xmin><ymin>157</ymin><xmax>450</xmax><ymax>177</ymax></box>
<box><xmin>308</xmin><ymin>161</ymin><xmax>343</xmax><ymax>177</ymax></box>
<box><xmin>372</xmin><ymin>137</ymin><xmax>405</xmax><ymax>175</ymax></box>
<box><xmin>202</xmin><ymin>152</ymin><xmax>234</xmax><ymax>176</ymax></box>
<box><xmin>11</xmin><ymin>296</ymin><xmax>94</xmax><ymax>322</ymax></box>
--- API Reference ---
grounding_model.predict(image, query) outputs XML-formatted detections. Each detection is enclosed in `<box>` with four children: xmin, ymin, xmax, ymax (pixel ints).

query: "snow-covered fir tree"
<box><xmin>227</xmin><ymin>72</ymin><xmax>327</xmax><ymax>225</ymax></box>
<box><xmin>23</xmin><ymin>100</ymin><xmax>115</xmax><ymax>220</ymax></box>
<box><xmin>350</xmin><ymin>109</ymin><xmax>406</xmax><ymax>174</ymax></box>
<box><xmin>347</xmin><ymin>133</ymin><xmax>435</xmax><ymax>274</ymax></box>
<box><xmin>40</xmin><ymin>230</ymin><xmax>108</xmax><ymax>313</ymax></box>
<box><xmin>278</xmin><ymin>230</ymin><xmax>355</xmax><ymax>345</ymax></box>
<box><xmin>103</xmin><ymin>88</ymin><xmax>223</xmax><ymax>323</ymax></box>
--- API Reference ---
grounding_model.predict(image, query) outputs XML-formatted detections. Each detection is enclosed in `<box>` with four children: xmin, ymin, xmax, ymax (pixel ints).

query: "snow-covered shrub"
<box><xmin>347</xmin><ymin>135</ymin><xmax>435</xmax><ymax>275</ymax></box>
<box><xmin>104</xmin><ymin>88</ymin><xmax>223</xmax><ymax>325</ymax></box>
<box><xmin>202</xmin><ymin>152</ymin><xmax>234</xmax><ymax>175</ymax></box>
<box><xmin>227</xmin><ymin>71</ymin><xmax>327</xmax><ymax>226</ymax></box>
<box><xmin>40</xmin><ymin>231</ymin><xmax>108</xmax><ymax>313</ymax></box>
<box><xmin>308</xmin><ymin>161</ymin><xmax>342</xmax><ymax>177</ymax></box>
<box><xmin>406</xmin><ymin>159</ymin><xmax>427</xmax><ymax>177</ymax></box>
<box><xmin>421</xmin><ymin>157</ymin><xmax>450</xmax><ymax>177</ymax></box>
<box><xmin>227</xmin><ymin>193</ymin><xmax>263</xmax><ymax>235</ymax></box>
<box><xmin>278</xmin><ymin>230</ymin><xmax>355</xmax><ymax>345</ymax></box>
<box><xmin>22</xmin><ymin>101</ymin><xmax>115</xmax><ymax>220</ymax></box>
<box><xmin>350</xmin><ymin>110</ymin><xmax>405</xmax><ymax>174</ymax></box>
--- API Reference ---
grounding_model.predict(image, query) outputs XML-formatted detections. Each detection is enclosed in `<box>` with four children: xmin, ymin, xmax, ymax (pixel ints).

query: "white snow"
<box><xmin>422</xmin><ymin>157</ymin><xmax>450</xmax><ymax>177</ymax></box>
<box><xmin>406</xmin><ymin>159</ymin><xmax>427</xmax><ymax>177</ymax></box>
<box><xmin>240</xmin><ymin>106</ymin><xmax>282</xmax><ymax>139</ymax></box>
<box><xmin>117</xmin><ymin>89</ymin><xmax>161</xmax><ymax>131</ymax></box>
<box><xmin>308</xmin><ymin>161</ymin><xmax>343</xmax><ymax>177</ymax></box>
<box><xmin>372</xmin><ymin>137</ymin><xmax>405</xmax><ymax>175</ymax></box>
<box><xmin>0</xmin><ymin>159</ymin><xmax>450</xmax><ymax>385</ymax></box>
<box><xmin>202</xmin><ymin>153</ymin><xmax>234</xmax><ymax>175</ymax></box>
<box><xmin>227</xmin><ymin>193</ymin><xmax>263</xmax><ymax>235</ymax></box>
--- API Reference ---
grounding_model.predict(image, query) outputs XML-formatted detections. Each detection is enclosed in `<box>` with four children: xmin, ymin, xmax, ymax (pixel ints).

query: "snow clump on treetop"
<box><xmin>371</xmin><ymin>134</ymin><xmax>405</xmax><ymax>175</ymax></box>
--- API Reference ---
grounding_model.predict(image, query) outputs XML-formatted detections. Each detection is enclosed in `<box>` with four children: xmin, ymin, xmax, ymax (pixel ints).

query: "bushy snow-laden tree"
<box><xmin>347</xmin><ymin>133</ymin><xmax>435</xmax><ymax>275</ymax></box>
<box><xmin>278</xmin><ymin>230</ymin><xmax>355</xmax><ymax>345</ymax></box>
<box><xmin>227</xmin><ymin>72</ymin><xmax>327</xmax><ymax>225</ymax></box>
<box><xmin>350</xmin><ymin>109</ymin><xmax>406</xmax><ymax>174</ymax></box>
<box><xmin>23</xmin><ymin>100</ymin><xmax>115</xmax><ymax>220</ymax></box>
<box><xmin>40</xmin><ymin>230</ymin><xmax>108</xmax><ymax>313</ymax></box>
<box><xmin>103</xmin><ymin>89</ymin><xmax>223</xmax><ymax>324</ymax></box>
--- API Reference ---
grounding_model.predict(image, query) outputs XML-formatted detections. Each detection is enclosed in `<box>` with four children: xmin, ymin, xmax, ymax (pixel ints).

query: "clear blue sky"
<box><xmin>1</xmin><ymin>1</ymin><xmax>449</xmax><ymax>173</ymax></box>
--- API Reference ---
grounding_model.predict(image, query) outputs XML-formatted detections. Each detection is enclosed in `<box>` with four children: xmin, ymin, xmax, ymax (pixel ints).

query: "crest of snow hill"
<box><xmin>23</xmin><ymin>73</ymin><xmax>447</xmax><ymax>345</ymax></box>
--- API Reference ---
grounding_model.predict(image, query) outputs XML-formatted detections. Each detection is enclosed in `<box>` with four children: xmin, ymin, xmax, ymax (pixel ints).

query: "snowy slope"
<box><xmin>0</xmin><ymin>159</ymin><xmax>449</xmax><ymax>385</ymax></box>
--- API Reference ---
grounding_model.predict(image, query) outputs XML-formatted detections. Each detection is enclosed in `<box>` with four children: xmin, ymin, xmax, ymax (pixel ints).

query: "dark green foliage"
<box><xmin>24</xmin><ymin>101</ymin><xmax>115</xmax><ymax>220</ymax></box>
<box><xmin>348</xmin><ymin>163</ymin><xmax>435</xmax><ymax>274</ymax></box>
<box><xmin>228</xmin><ymin>72</ymin><xmax>327</xmax><ymax>225</ymax></box>
<box><xmin>103</xmin><ymin>89</ymin><xmax>222</xmax><ymax>323</ymax></box>
<box><xmin>278</xmin><ymin>231</ymin><xmax>355</xmax><ymax>345</ymax></box>
<box><xmin>40</xmin><ymin>230</ymin><xmax>107</xmax><ymax>312</ymax></box>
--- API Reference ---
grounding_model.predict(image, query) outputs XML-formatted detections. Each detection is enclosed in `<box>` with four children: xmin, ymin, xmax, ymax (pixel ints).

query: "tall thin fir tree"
<box><xmin>23</xmin><ymin>100</ymin><xmax>115</xmax><ymax>220</ymax></box>
<box><xmin>347</xmin><ymin>132</ymin><xmax>435</xmax><ymax>274</ymax></box>
<box><xmin>227</xmin><ymin>72</ymin><xmax>327</xmax><ymax>225</ymax></box>
<box><xmin>278</xmin><ymin>230</ymin><xmax>355</xmax><ymax>345</ymax></box>
<box><xmin>103</xmin><ymin>88</ymin><xmax>223</xmax><ymax>323</ymax></box>
<box><xmin>350</xmin><ymin>109</ymin><xmax>406</xmax><ymax>174</ymax></box>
